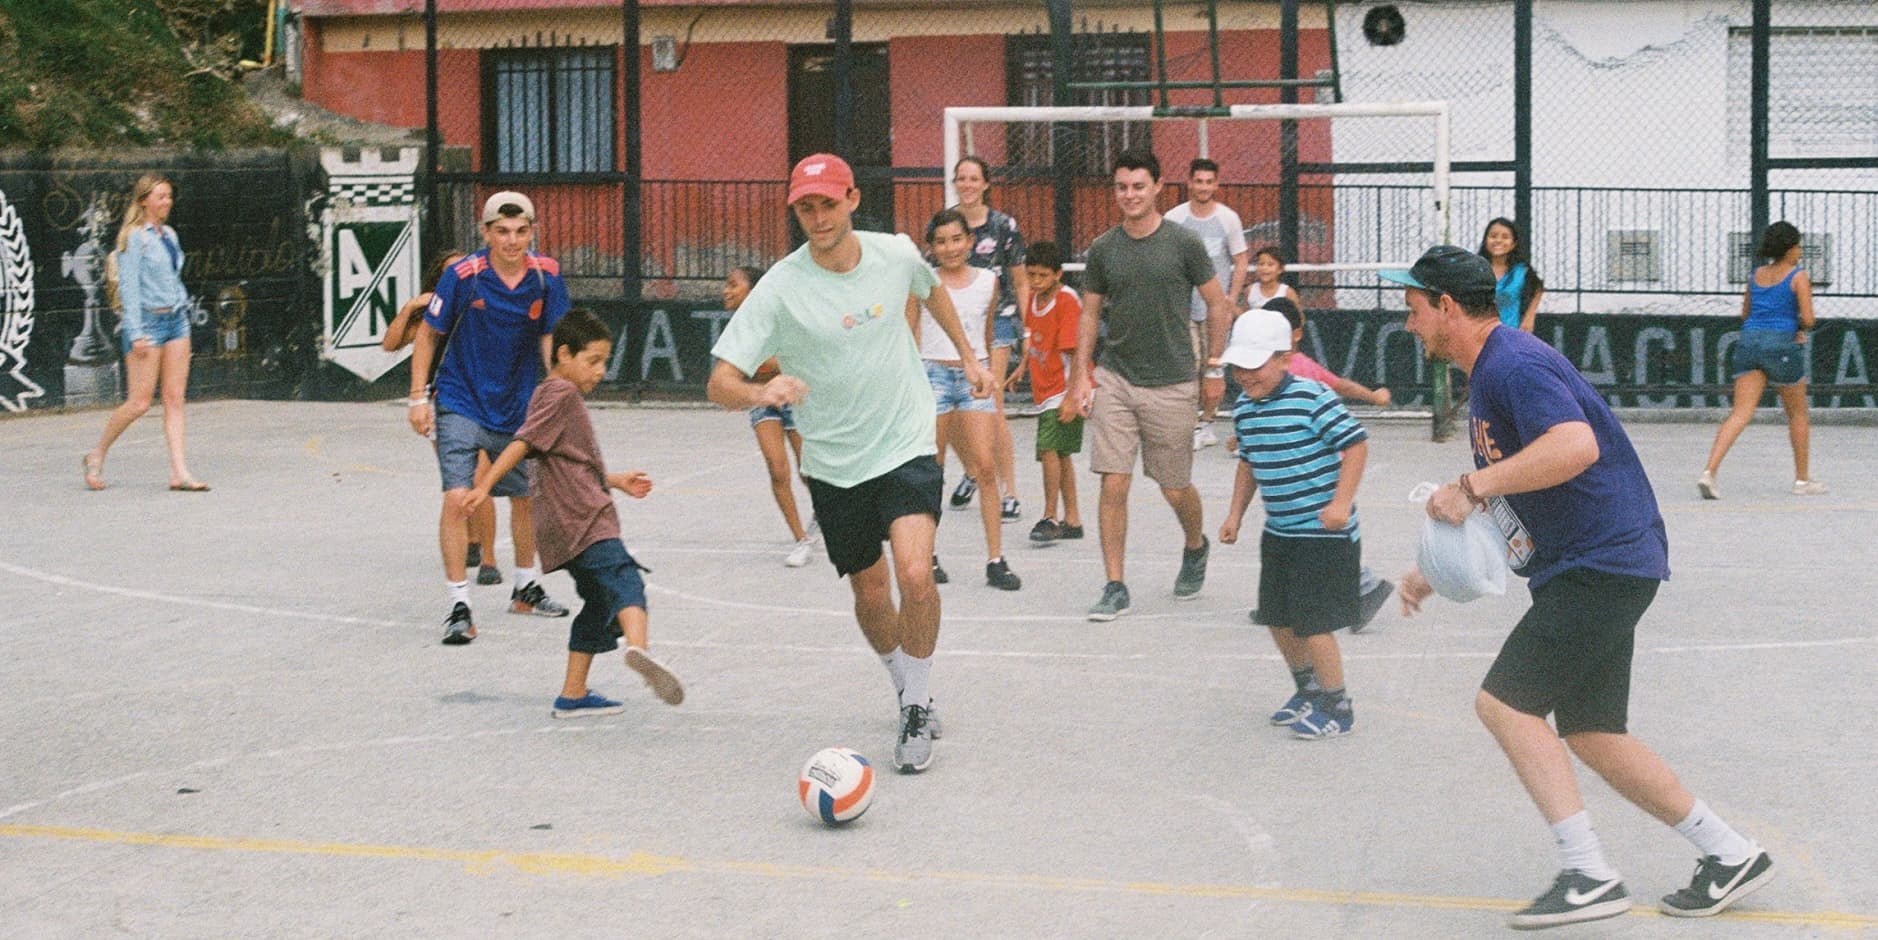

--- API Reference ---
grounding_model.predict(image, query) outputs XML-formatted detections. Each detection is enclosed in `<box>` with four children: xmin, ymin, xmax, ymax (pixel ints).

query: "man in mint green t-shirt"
<box><xmin>709</xmin><ymin>154</ymin><xmax>992</xmax><ymax>775</ymax></box>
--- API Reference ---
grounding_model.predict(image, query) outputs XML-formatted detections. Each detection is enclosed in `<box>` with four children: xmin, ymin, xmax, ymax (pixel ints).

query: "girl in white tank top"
<box><xmin>1248</xmin><ymin>246</ymin><xmax>1298</xmax><ymax>309</ymax></box>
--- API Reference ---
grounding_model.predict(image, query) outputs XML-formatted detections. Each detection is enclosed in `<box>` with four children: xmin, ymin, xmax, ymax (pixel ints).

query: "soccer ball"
<box><xmin>798</xmin><ymin>747</ymin><xmax>875</xmax><ymax>825</ymax></box>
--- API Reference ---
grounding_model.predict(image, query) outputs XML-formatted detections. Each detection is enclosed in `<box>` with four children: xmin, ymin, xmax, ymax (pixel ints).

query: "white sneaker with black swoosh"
<box><xmin>1508</xmin><ymin>869</ymin><xmax>1631</xmax><ymax>930</ymax></box>
<box><xmin>1659</xmin><ymin>848</ymin><xmax>1775</xmax><ymax>917</ymax></box>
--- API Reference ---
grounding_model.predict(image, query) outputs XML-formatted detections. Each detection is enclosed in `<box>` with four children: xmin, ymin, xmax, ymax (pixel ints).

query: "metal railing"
<box><xmin>436</xmin><ymin>176</ymin><xmax>1878</xmax><ymax>310</ymax></box>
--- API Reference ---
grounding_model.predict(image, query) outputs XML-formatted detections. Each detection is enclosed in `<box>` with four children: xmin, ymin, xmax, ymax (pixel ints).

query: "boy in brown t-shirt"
<box><xmin>466</xmin><ymin>308</ymin><xmax>684</xmax><ymax>717</ymax></box>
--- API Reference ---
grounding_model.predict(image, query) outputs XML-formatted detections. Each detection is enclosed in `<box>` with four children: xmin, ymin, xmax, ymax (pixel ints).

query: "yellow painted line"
<box><xmin>4</xmin><ymin>824</ymin><xmax>1875</xmax><ymax>928</ymax></box>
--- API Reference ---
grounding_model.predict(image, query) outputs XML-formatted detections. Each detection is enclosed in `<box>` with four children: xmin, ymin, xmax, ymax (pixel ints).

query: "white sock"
<box><xmin>1551</xmin><ymin>811</ymin><xmax>1620</xmax><ymax>881</ymax></box>
<box><xmin>446</xmin><ymin>579</ymin><xmax>471</xmax><ymax>607</ymax></box>
<box><xmin>1359</xmin><ymin>566</ymin><xmax>1382</xmax><ymax>593</ymax></box>
<box><xmin>900</xmin><ymin>653</ymin><xmax>933</xmax><ymax>713</ymax></box>
<box><xmin>880</xmin><ymin>648</ymin><xmax>906</xmax><ymax>701</ymax></box>
<box><xmin>1674</xmin><ymin>799</ymin><xmax>1757</xmax><ymax>864</ymax></box>
<box><xmin>514</xmin><ymin>566</ymin><xmax>540</xmax><ymax>589</ymax></box>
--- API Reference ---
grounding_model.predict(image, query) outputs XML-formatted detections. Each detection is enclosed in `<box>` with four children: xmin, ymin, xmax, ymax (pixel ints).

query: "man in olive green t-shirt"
<box><xmin>708</xmin><ymin>154</ymin><xmax>992</xmax><ymax>775</ymax></box>
<box><xmin>1062</xmin><ymin>150</ymin><xmax>1235</xmax><ymax>622</ymax></box>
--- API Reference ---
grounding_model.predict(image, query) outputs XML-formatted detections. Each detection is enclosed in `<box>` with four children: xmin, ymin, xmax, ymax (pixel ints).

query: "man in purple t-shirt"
<box><xmin>1388</xmin><ymin>246</ymin><xmax>1773</xmax><ymax>929</ymax></box>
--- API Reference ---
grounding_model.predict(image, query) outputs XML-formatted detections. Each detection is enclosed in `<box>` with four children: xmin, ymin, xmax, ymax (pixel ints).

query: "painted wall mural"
<box><xmin>0</xmin><ymin>185</ymin><xmax>44</xmax><ymax>412</ymax></box>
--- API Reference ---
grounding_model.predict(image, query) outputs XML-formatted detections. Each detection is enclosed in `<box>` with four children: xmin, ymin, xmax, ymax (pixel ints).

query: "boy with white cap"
<box><xmin>1216</xmin><ymin>308</ymin><xmax>1371</xmax><ymax>739</ymax></box>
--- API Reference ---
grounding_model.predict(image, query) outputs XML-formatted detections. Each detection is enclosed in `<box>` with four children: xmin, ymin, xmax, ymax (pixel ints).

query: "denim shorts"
<box><xmin>434</xmin><ymin>408</ymin><xmax>530</xmax><ymax>496</ymax></box>
<box><xmin>748</xmin><ymin>403</ymin><xmax>797</xmax><ymax>430</ymax></box>
<box><xmin>564</xmin><ymin>539</ymin><xmax>649</xmax><ymax>654</ymax></box>
<box><xmin>1731</xmin><ymin>329</ymin><xmax>1808</xmax><ymax>386</ymax></box>
<box><xmin>992</xmin><ymin>307</ymin><xmax>1021</xmax><ymax>349</ymax></box>
<box><xmin>926</xmin><ymin>359</ymin><xmax>996</xmax><ymax>415</ymax></box>
<box><xmin>120</xmin><ymin>310</ymin><xmax>191</xmax><ymax>354</ymax></box>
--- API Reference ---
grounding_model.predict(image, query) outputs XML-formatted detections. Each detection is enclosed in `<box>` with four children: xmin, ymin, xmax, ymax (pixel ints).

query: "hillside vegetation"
<box><xmin>0</xmin><ymin>0</ymin><xmax>292</xmax><ymax>149</ymax></box>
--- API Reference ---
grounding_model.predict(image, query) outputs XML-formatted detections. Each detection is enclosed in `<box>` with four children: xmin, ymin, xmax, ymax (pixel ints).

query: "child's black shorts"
<box><xmin>1254</xmin><ymin>530</ymin><xmax>1360</xmax><ymax>636</ymax></box>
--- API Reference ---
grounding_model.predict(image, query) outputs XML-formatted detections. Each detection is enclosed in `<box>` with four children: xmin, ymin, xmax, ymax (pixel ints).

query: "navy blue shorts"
<box><xmin>563</xmin><ymin>539</ymin><xmax>648</xmax><ymax>654</ymax></box>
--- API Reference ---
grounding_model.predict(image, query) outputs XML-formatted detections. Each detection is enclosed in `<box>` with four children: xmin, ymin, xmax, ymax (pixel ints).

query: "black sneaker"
<box><xmin>931</xmin><ymin>555</ymin><xmax>949</xmax><ymax>585</ymax></box>
<box><xmin>441</xmin><ymin>602</ymin><xmax>475</xmax><ymax>646</ymax></box>
<box><xmin>950</xmin><ymin>475</ymin><xmax>977</xmax><ymax>508</ymax></box>
<box><xmin>1000</xmin><ymin>497</ymin><xmax>1021</xmax><ymax>523</ymax></box>
<box><xmin>1352</xmin><ymin>579</ymin><xmax>1395</xmax><ymax>633</ymax></box>
<box><xmin>1173</xmin><ymin>536</ymin><xmax>1209</xmax><ymax>599</ymax></box>
<box><xmin>1028</xmin><ymin>518</ymin><xmax>1059</xmax><ymax>543</ymax></box>
<box><xmin>464</xmin><ymin>544</ymin><xmax>483</xmax><ymax>569</ymax></box>
<box><xmin>986</xmin><ymin>558</ymin><xmax>1021</xmax><ymax>591</ymax></box>
<box><xmin>510</xmin><ymin>582</ymin><xmax>570</xmax><ymax>617</ymax></box>
<box><xmin>1659</xmin><ymin>849</ymin><xmax>1774</xmax><ymax>918</ymax></box>
<box><xmin>1508</xmin><ymin>870</ymin><xmax>1631</xmax><ymax>930</ymax></box>
<box><xmin>1056</xmin><ymin>523</ymin><xmax>1084</xmax><ymax>540</ymax></box>
<box><xmin>475</xmin><ymin>564</ymin><xmax>503</xmax><ymax>586</ymax></box>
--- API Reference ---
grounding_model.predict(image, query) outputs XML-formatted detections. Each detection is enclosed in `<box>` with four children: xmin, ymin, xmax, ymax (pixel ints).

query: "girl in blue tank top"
<box><xmin>1478</xmin><ymin>217</ymin><xmax>1544</xmax><ymax>331</ymax></box>
<box><xmin>1698</xmin><ymin>220</ymin><xmax>1825</xmax><ymax>499</ymax></box>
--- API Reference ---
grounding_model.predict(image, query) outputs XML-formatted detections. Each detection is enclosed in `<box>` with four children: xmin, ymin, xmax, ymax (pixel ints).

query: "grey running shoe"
<box><xmin>1352</xmin><ymin>580</ymin><xmax>1395</xmax><ymax>633</ymax></box>
<box><xmin>894</xmin><ymin>703</ymin><xmax>935</xmax><ymax>773</ymax></box>
<box><xmin>1029</xmin><ymin>518</ymin><xmax>1060</xmax><ymax>543</ymax></box>
<box><xmin>931</xmin><ymin>556</ymin><xmax>949</xmax><ymax>585</ymax></box>
<box><xmin>1173</xmin><ymin>537</ymin><xmax>1210</xmax><ymax>599</ymax></box>
<box><xmin>1697</xmin><ymin>470</ymin><xmax>1720</xmax><ymax>500</ymax></box>
<box><xmin>1659</xmin><ymin>849</ymin><xmax>1774</xmax><ymax>918</ymax></box>
<box><xmin>510</xmin><ymin>582</ymin><xmax>569</xmax><ymax>617</ymax></box>
<box><xmin>626</xmin><ymin>647</ymin><xmax>685</xmax><ymax>706</ymax></box>
<box><xmin>441</xmin><ymin>602</ymin><xmax>475</xmax><ymax>646</ymax></box>
<box><xmin>476</xmin><ymin>564</ymin><xmax>503</xmax><ymax>586</ymax></box>
<box><xmin>1792</xmin><ymin>479</ymin><xmax>1828</xmax><ymax>496</ymax></box>
<box><xmin>1508</xmin><ymin>870</ymin><xmax>1631</xmax><ymax>930</ymax></box>
<box><xmin>986</xmin><ymin>558</ymin><xmax>1021</xmax><ymax>591</ymax></box>
<box><xmin>1088</xmin><ymin>581</ymin><xmax>1131</xmax><ymax>621</ymax></box>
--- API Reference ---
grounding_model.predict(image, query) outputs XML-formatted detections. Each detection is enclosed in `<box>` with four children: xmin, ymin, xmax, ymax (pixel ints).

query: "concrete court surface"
<box><xmin>1</xmin><ymin>400</ymin><xmax>1874</xmax><ymax>939</ymax></box>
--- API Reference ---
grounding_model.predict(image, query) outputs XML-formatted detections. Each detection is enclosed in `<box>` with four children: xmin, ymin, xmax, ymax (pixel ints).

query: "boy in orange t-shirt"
<box><xmin>1015</xmin><ymin>241</ymin><xmax>1084</xmax><ymax>543</ymax></box>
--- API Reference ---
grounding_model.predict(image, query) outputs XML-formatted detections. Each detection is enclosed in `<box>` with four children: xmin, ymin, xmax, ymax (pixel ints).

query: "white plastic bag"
<box><xmin>1408</xmin><ymin>482</ymin><xmax>1509</xmax><ymax>603</ymax></box>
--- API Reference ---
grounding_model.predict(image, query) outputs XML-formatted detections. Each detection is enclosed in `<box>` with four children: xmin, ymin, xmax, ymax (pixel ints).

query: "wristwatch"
<box><xmin>1203</xmin><ymin>367</ymin><xmax>1225</xmax><ymax>380</ymax></box>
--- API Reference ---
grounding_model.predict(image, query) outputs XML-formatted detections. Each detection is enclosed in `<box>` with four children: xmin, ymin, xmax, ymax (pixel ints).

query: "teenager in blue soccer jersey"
<box><xmin>1216</xmin><ymin>309</ymin><xmax>1369</xmax><ymax>741</ymax></box>
<box><xmin>707</xmin><ymin>154</ymin><xmax>994</xmax><ymax>775</ymax></box>
<box><xmin>406</xmin><ymin>192</ymin><xmax>572</xmax><ymax>645</ymax></box>
<box><xmin>1388</xmin><ymin>246</ymin><xmax>1773</xmax><ymax>929</ymax></box>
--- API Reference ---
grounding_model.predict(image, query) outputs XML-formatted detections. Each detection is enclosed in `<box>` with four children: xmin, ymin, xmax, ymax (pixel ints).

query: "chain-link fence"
<box><xmin>296</xmin><ymin>0</ymin><xmax>1873</xmax><ymax>318</ymax></box>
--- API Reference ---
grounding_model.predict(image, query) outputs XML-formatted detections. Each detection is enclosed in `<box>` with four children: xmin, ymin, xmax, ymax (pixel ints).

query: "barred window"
<box><xmin>484</xmin><ymin>48</ymin><xmax>617</xmax><ymax>174</ymax></box>
<box><xmin>1005</xmin><ymin>33</ymin><xmax>1153</xmax><ymax>175</ymax></box>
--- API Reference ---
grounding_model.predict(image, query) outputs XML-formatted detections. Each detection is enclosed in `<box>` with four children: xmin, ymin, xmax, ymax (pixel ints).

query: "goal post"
<box><xmin>942</xmin><ymin>100</ymin><xmax>1459</xmax><ymax>438</ymax></box>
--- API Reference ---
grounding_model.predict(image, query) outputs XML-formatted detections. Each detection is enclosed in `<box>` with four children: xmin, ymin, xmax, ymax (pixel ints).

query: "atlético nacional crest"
<box><xmin>320</xmin><ymin>147</ymin><xmax>421</xmax><ymax>383</ymax></box>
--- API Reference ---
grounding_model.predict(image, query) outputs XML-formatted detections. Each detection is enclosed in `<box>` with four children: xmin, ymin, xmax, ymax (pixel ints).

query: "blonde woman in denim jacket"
<box><xmin>83</xmin><ymin>174</ymin><xmax>208</xmax><ymax>491</ymax></box>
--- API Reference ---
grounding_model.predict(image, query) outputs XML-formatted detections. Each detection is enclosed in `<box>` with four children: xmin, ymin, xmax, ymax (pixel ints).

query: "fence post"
<box><xmin>1514</xmin><ymin>0</ymin><xmax>1531</xmax><ymax>240</ymax></box>
<box><xmin>1749</xmin><ymin>0</ymin><xmax>1770</xmax><ymax>241</ymax></box>
<box><xmin>423</xmin><ymin>0</ymin><xmax>439</xmax><ymax>262</ymax></box>
<box><xmin>623</xmin><ymin>0</ymin><xmax>643</xmax><ymax>315</ymax></box>
<box><xmin>1048</xmin><ymin>0</ymin><xmax>1075</xmax><ymax>251</ymax></box>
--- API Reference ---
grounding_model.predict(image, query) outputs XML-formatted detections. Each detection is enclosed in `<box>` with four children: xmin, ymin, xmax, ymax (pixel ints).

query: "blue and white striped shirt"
<box><xmin>1232</xmin><ymin>374</ymin><xmax>1369</xmax><ymax>538</ymax></box>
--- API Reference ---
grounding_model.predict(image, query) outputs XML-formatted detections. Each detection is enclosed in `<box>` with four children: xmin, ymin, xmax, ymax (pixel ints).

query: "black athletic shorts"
<box><xmin>805</xmin><ymin>456</ymin><xmax>943</xmax><ymax>577</ymax></box>
<box><xmin>1253</xmin><ymin>530</ymin><xmax>1360</xmax><ymax>637</ymax></box>
<box><xmin>1482</xmin><ymin>568</ymin><xmax>1660</xmax><ymax>736</ymax></box>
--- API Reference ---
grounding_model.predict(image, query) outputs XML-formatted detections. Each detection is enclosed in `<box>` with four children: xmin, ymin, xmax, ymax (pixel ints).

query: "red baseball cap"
<box><xmin>787</xmin><ymin>154</ymin><xmax>856</xmax><ymax>205</ymax></box>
